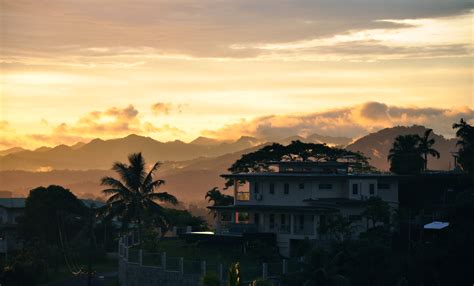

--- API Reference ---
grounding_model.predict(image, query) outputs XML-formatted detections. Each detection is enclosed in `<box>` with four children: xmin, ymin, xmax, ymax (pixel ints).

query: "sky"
<box><xmin>1</xmin><ymin>0</ymin><xmax>473</xmax><ymax>149</ymax></box>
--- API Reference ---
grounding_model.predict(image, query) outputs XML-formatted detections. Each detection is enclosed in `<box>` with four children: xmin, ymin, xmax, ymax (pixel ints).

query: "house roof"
<box><xmin>0</xmin><ymin>198</ymin><xmax>105</xmax><ymax>209</ymax></box>
<box><xmin>208</xmin><ymin>204</ymin><xmax>336</xmax><ymax>212</ymax></box>
<box><xmin>221</xmin><ymin>172</ymin><xmax>397</xmax><ymax>179</ymax></box>
<box><xmin>0</xmin><ymin>198</ymin><xmax>26</xmax><ymax>209</ymax></box>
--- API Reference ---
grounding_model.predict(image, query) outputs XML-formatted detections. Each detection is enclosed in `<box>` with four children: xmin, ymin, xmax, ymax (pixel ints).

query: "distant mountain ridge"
<box><xmin>346</xmin><ymin>125</ymin><xmax>457</xmax><ymax>171</ymax></box>
<box><xmin>0</xmin><ymin>125</ymin><xmax>459</xmax><ymax>202</ymax></box>
<box><xmin>0</xmin><ymin>133</ymin><xmax>352</xmax><ymax>171</ymax></box>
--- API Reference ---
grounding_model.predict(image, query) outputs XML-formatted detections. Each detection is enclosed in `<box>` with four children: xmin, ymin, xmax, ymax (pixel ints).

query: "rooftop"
<box><xmin>0</xmin><ymin>198</ymin><xmax>106</xmax><ymax>209</ymax></box>
<box><xmin>221</xmin><ymin>172</ymin><xmax>396</xmax><ymax>179</ymax></box>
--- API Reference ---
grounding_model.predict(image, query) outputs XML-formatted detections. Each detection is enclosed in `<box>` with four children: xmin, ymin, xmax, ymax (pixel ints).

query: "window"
<box><xmin>352</xmin><ymin>183</ymin><xmax>358</xmax><ymax>195</ymax></box>
<box><xmin>299</xmin><ymin>214</ymin><xmax>304</xmax><ymax>229</ymax></box>
<box><xmin>269</xmin><ymin>183</ymin><xmax>275</xmax><ymax>194</ymax></box>
<box><xmin>378</xmin><ymin>183</ymin><xmax>390</xmax><ymax>190</ymax></box>
<box><xmin>254</xmin><ymin>182</ymin><xmax>259</xmax><ymax>193</ymax></box>
<box><xmin>284</xmin><ymin>183</ymin><xmax>290</xmax><ymax>194</ymax></box>
<box><xmin>319</xmin><ymin>183</ymin><xmax>333</xmax><ymax>190</ymax></box>
<box><xmin>369</xmin><ymin>184</ymin><xmax>375</xmax><ymax>195</ymax></box>
<box><xmin>281</xmin><ymin>214</ymin><xmax>286</xmax><ymax>225</ymax></box>
<box><xmin>299</xmin><ymin>183</ymin><xmax>305</xmax><ymax>190</ymax></box>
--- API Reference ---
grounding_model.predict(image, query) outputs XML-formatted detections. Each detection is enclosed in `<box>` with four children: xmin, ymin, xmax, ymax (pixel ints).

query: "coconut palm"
<box><xmin>387</xmin><ymin>135</ymin><xmax>424</xmax><ymax>174</ymax></box>
<box><xmin>101</xmin><ymin>153</ymin><xmax>177</xmax><ymax>238</ymax></box>
<box><xmin>418</xmin><ymin>129</ymin><xmax>440</xmax><ymax>171</ymax></box>
<box><xmin>205</xmin><ymin>187</ymin><xmax>233</xmax><ymax>217</ymax></box>
<box><xmin>453</xmin><ymin>118</ymin><xmax>474</xmax><ymax>174</ymax></box>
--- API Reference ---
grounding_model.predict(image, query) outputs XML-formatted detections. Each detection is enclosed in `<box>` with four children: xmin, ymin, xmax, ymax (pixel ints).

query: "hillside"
<box><xmin>347</xmin><ymin>125</ymin><xmax>457</xmax><ymax>171</ymax></box>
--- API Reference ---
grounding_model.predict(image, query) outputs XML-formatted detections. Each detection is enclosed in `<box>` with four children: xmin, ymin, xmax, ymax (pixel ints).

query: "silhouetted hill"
<box><xmin>346</xmin><ymin>125</ymin><xmax>457</xmax><ymax>171</ymax></box>
<box><xmin>0</xmin><ymin>134</ymin><xmax>262</xmax><ymax>171</ymax></box>
<box><xmin>0</xmin><ymin>146</ymin><xmax>259</xmax><ymax>202</ymax></box>
<box><xmin>0</xmin><ymin>147</ymin><xmax>27</xmax><ymax>156</ymax></box>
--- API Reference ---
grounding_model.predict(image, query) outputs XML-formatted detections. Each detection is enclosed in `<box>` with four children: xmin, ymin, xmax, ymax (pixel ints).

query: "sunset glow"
<box><xmin>1</xmin><ymin>1</ymin><xmax>473</xmax><ymax>149</ymax></box>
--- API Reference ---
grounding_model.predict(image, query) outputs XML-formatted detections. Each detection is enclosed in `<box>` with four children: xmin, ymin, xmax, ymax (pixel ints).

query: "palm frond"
<box><xmin>143</xmin><ymin>162</ymin><xmax>162</xmax><ymax>189</ymax></box>
<box><xmin>147</xmin><ymin>192</ymin><xmax>178</xmax><ymax>205</ymax></box>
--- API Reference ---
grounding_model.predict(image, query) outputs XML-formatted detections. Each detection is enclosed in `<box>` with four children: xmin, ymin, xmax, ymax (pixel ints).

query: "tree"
<box><xmin>453</xmin><ymin>118</ymin><xmax>474</xmax><ymax>174</ymax></box>
<box><xmin>418</xmin><ymin>129</ymin><xmax>440</xmax><ymax>171</ymax></box>
<box><xmin>101</xmin><ymin>153</ymin><xmax>178</xmax><ymax>240</ymax></box>
<box><xmin>159</xmin><ymin>208</ymin><xmax>208</xmax><ymax>236</ymax></box>
<box><xmin>387</xmin><ymin>135</ymin><xmax>424</xmax><ymax>174</ymax></box>
<box><xmin>226</xmin><ymin>141</ymin><xmax>374</xmax><ymax>188</ymax></box>
<box><xmin>18</xmin><ymin>185</ymin><xmax>85</xmax><ymax>246</ymax></box>
<box><xmin>361</xmin><ymin>197</ymin><xmax>391</xmax><ymax>229</ymax></box>
<box><xmin>205</xmin><ymin>187</ymin><xmax>234</xmax><ymax>217</ymax></box>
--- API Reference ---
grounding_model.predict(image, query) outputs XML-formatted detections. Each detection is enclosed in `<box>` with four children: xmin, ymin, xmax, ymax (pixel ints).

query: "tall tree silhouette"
<box><xmin>388</xmin><ymin>135</ymin><xmax>424</xmax><ymax>174</ymax></box>
<box><xmin>418</xmin><ymin>129</ymin><xmax>440</xmax><ymax>171</ymax></box>
<box><xmin>101</xmin><ymin>153</ymin><xmax>177</xmax><ymax>238</ymax></box>
<box><xmin>205</xmin><ymin>187</ymin><xmax>233</xmax><ymax>217</ymax></box>
<box><xmin>453</xmin><ymin>118</ymin><xmax>474</xmax><ymax>174</ymax></box>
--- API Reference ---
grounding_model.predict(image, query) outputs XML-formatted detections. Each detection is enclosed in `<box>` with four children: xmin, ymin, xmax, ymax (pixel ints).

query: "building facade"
<box><xmin>210</xmin><ymin>162</ymin><xmax>399</xmax><ymax>257</ymax></box>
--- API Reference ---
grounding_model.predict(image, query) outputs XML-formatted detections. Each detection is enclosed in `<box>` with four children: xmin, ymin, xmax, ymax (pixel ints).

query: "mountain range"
<box><xmin>0</xmin><ymin>126</ymin><xmax>458</xmax><ymax>202</ymax></box>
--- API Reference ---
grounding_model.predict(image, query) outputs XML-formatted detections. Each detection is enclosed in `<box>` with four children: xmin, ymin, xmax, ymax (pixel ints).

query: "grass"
<box><xmin>39</xmin><ymin>255</ymin><xmax>118</xmax><ymax>286</ymax></box>
<box><xmin>136</xmin><ymin>238</ymin><xmax>284</xmax><ymax>282</ymax></box>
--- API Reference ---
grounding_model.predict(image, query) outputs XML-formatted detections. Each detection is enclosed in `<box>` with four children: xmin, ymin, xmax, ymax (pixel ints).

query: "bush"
<box><xmin>199</xmin><ymin>272</ymin><xmax>220</xmax><ymax>286</ymax></box>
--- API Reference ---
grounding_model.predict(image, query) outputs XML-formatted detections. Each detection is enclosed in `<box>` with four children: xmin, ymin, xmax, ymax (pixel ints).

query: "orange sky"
<box><xmin>0</xmin><ymin>1</ymin><xmax>473</xmax><ymax>149</ymax></box>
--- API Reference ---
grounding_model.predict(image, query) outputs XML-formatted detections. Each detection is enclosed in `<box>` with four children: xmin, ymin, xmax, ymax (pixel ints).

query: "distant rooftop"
<box><xmin>0</xmin><ymin>198</ymin><xmax>26</xmax><ymax>209</ymax></box>
<box><xmin>0</xmin><ymin>198</ymin><xmax>105</xmax><ymax>209</ymax></box>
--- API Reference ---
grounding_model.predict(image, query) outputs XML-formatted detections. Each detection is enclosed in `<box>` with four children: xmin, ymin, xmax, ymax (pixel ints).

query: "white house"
<box><xmin>209</xmin><ymin>161</ymin><xmax>399</xmax><ymax>257</ymax></box>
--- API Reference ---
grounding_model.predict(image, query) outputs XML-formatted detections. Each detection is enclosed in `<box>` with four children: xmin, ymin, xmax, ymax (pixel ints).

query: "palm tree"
<box><xmin>418</xmin><ymin>129</ymin><xmax>440</xmax><ymax>171</ymax></box>
<box><xmin>101</xmin><ymin>153</ymin><xmax>177</xmax><ymax>241</ymax></box>
<box><xmin>453</xmin><ymin>118</ymin><xmax>474</xmax><ymax>174</ymax></box>
<box><xmin>387</xmin><ymin>135</ymin><xmax>424</xmax><ymax>174</ymax></box>
<box><xmin>205</xmin><ymin>187</ymin><xmax>233</xmax><ymax>217</ymax></box>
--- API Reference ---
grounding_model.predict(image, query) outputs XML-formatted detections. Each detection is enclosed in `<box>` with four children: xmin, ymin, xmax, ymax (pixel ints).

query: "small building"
<box><xmin>0</xmin><ymin>198</ymin><xmax>26</xmax><ymax>255</ymax></box>
<box><xmin>209</xmin><ymin>161</ymin><xmax>399</xmax><ymax>257</ymax></box>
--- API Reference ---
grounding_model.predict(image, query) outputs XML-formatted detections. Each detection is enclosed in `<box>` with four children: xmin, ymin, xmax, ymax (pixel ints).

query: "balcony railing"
<box><xmin>236</xmin><ymin>192</ymin><xmax>250</xmax><ymax>201</ymax></box>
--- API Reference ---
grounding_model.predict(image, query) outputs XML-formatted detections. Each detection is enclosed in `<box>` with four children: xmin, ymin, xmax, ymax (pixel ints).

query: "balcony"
<box><xmin>236</xmin><ymin>192</ymin><xmax>250</xmax><ymax>201</ymax></box>
<box><xmin>219</xmin><ymin>222</ymin><xmax>258</xmax><ymax>234</ymax></box>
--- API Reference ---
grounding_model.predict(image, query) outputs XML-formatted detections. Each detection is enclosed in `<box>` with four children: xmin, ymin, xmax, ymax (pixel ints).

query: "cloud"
<box><xmin>0</xmin><ymin>105</ymin><xmax>184</xmax><ymax>149</ymax></box>
<box><xmin>202</xmin><ymin>102</ymin><xmax>474</xmax><ymax>141</ymax></box>
<box><xmin>151</xmin><ymin>102</ymin><xmax>172</xmax><ymax>115</ymax></box>
<box><xmin>1</xmin><ymin>1</ymin><xmax>472</xmax><ymax>63</ymax></box>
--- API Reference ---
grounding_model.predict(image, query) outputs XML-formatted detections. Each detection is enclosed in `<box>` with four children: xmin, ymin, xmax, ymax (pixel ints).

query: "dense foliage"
<box><xmin>226</xmin><ymin>141</ymin><xmax>373</xmax><ymax>188</ymax></box>
<box><xmin>101</xmin><ymin>152</ymin><xmax>178</xmax><ymax>240</ymax></box>
<box><xmin>453</xmin><ymin>118</ymin><xmax>474</xmax><ymax>175</ymax></box>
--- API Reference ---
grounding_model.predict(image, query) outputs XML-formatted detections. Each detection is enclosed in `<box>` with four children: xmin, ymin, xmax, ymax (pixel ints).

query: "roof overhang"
<box><xmin>208</xmin><ymin>204</ymin><xmax>336</xmax><ymax>212</ymax></box>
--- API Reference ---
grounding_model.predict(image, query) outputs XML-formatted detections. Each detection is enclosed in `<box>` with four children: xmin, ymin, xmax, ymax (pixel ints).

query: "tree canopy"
<box><xmin>388</xmin><ymin>134</ymin><xmax>426</xmax><ymax>175</ymax></box>
<box><xmin>453</xmin><ymin>118</ymin><xmax>474</xmax><ymax>175</ymax></box>
<box><xmin>18</xmin><ymin>185</ymin><xmax>85</xmax><ymax>246</ymax></box>
<box><xmin>226</xmin><ymin>141</ymin><xmax>373</xmax><ymax>188</ymax></box>
<box><xmin>101</xmin><ymin>153</ymin><xmax>178</xmax><ymax>233</ymax></box>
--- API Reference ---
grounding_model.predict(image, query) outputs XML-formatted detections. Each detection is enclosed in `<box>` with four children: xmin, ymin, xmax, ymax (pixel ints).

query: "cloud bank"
<box><xmin>203</xmin><ymin>102</ymin><xmax>474</xmax><ymax>141</ymax></box>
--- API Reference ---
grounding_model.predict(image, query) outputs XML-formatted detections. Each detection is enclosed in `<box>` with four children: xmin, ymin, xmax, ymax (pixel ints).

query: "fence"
<box><xmin>118</xmin><ymin>233</ymin><xmax>300</xmax><ymax>286</ymax></box>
